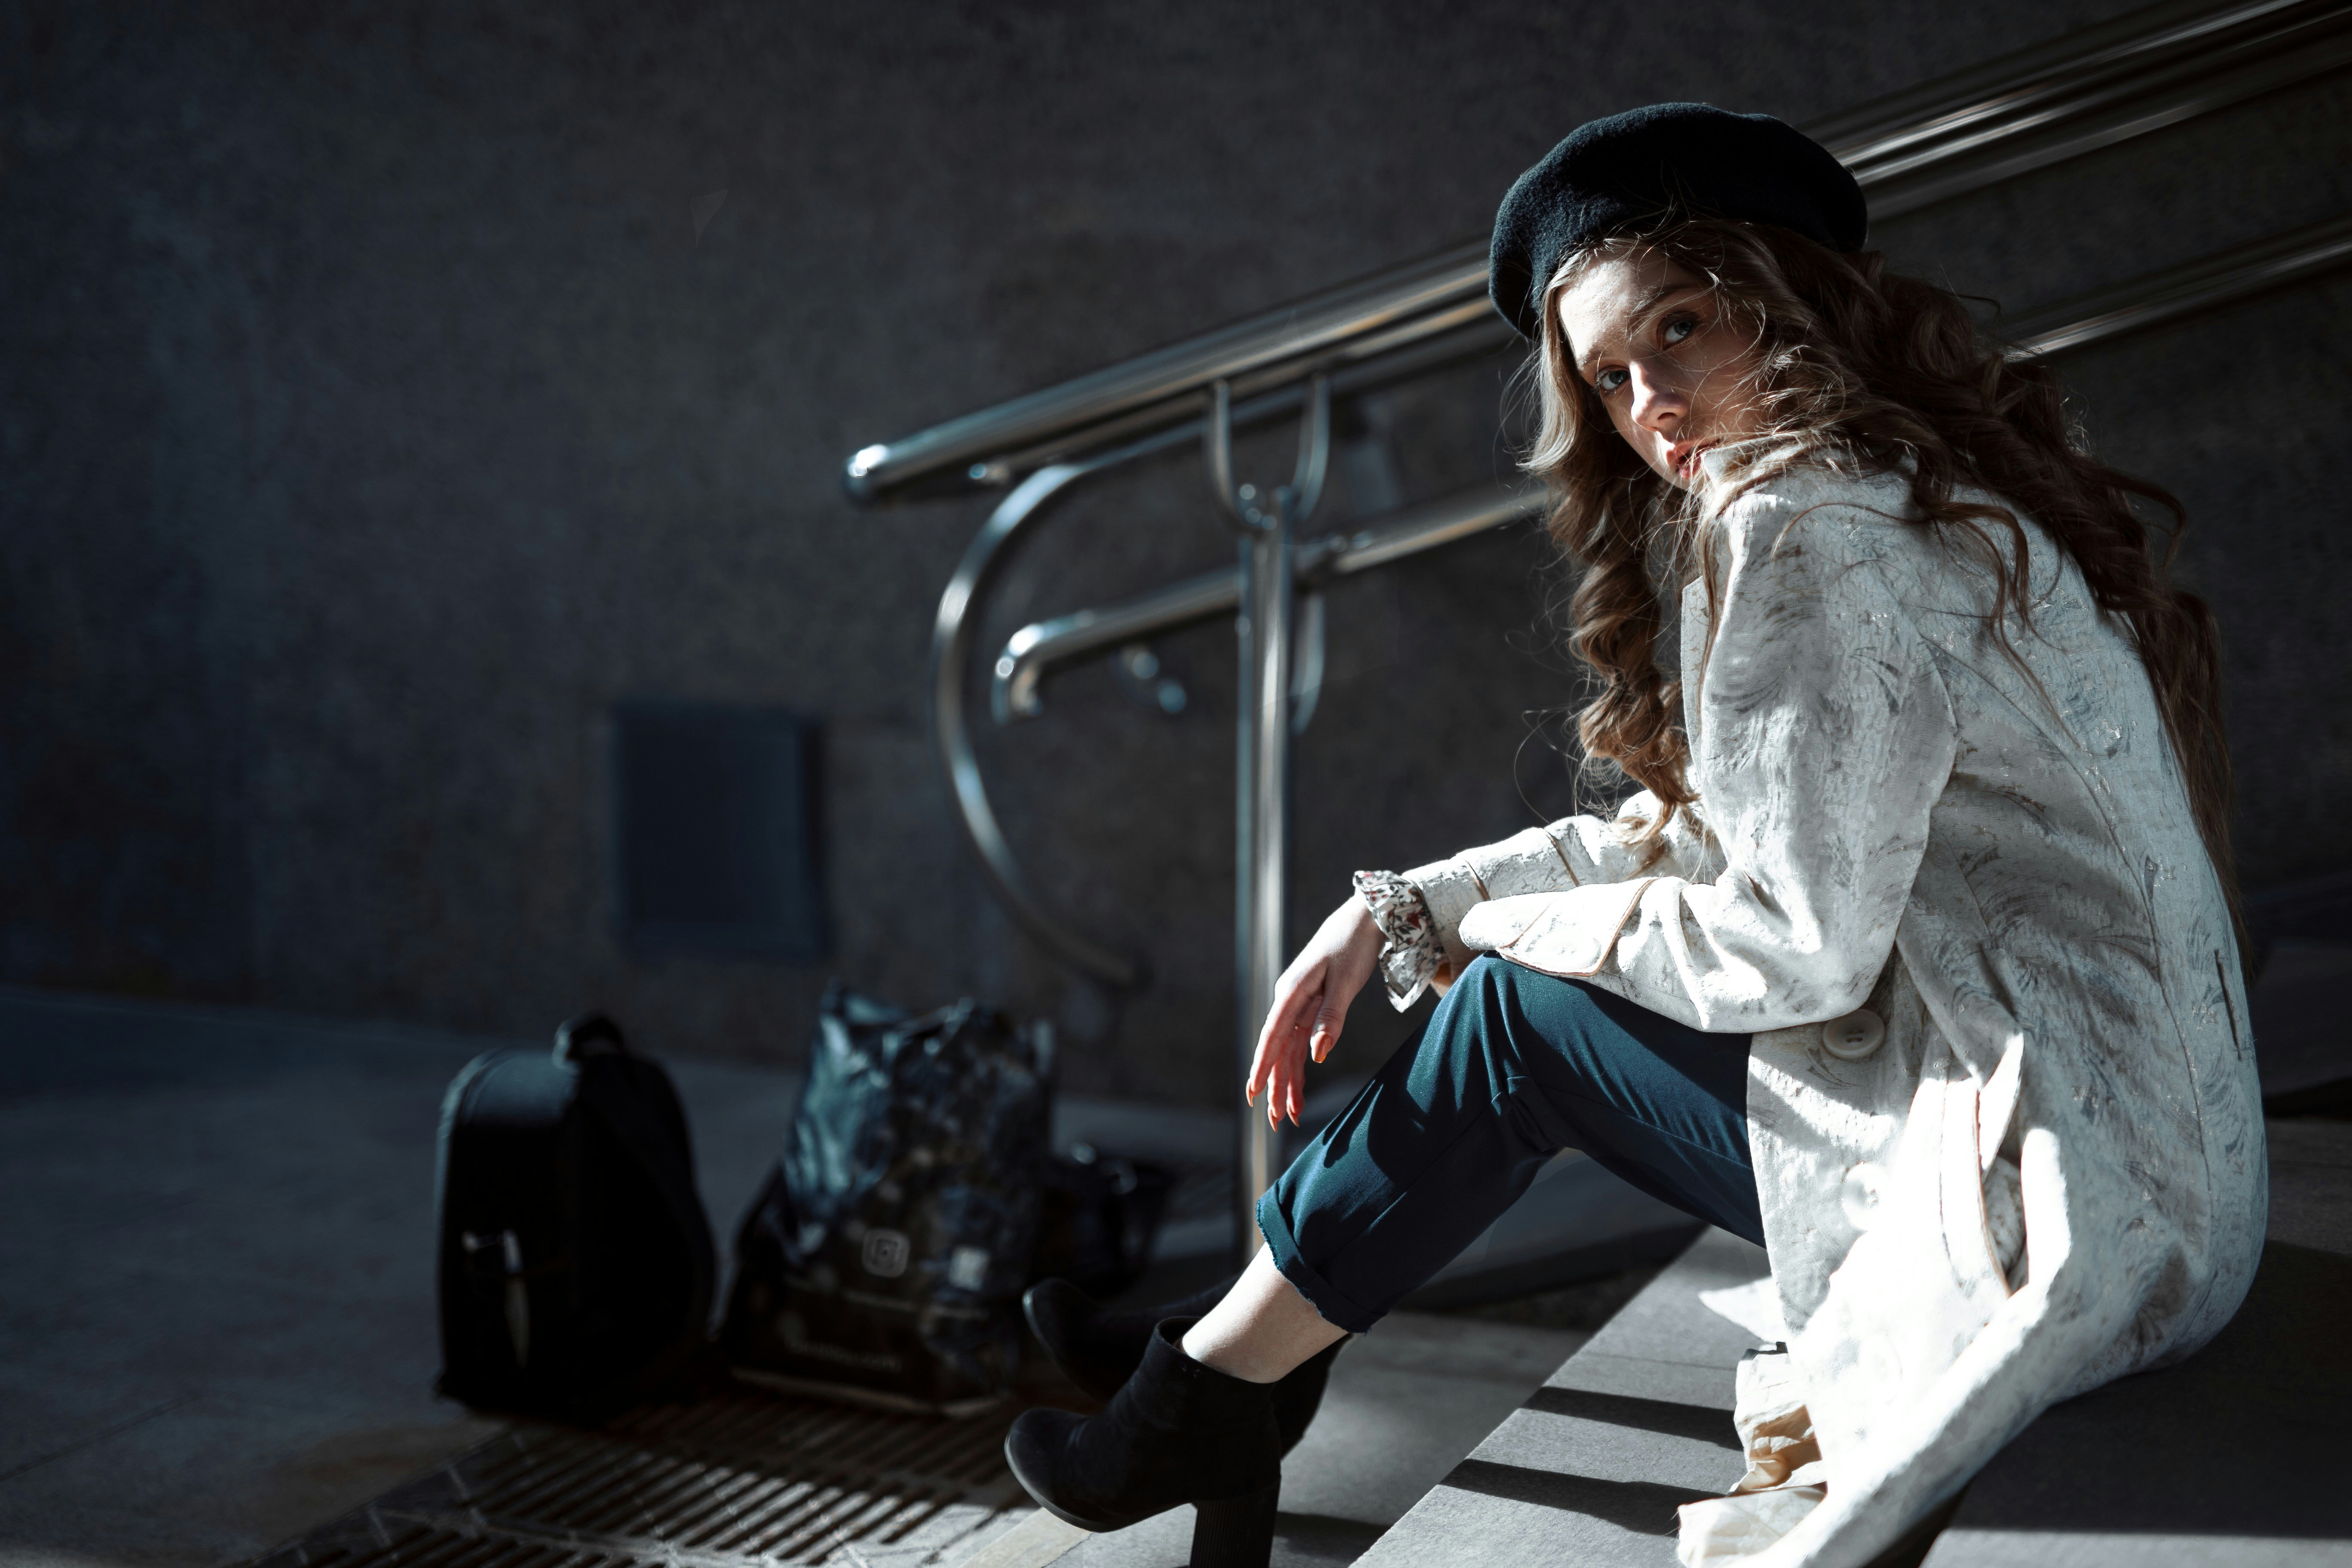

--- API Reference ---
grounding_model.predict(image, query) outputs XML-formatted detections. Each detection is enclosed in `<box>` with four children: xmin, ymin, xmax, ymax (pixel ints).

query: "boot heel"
<box><xmin>1189</xmin><ymin>1480</ymin><xmax>1278</xmax><ymax>1568</ymax></box>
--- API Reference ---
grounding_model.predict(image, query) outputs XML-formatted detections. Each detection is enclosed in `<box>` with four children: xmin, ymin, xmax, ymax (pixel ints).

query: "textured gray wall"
<box><xmin>3</xmin><ymin>1</ymin><xmax>2346</xmax><ymax>1104</ymax></box>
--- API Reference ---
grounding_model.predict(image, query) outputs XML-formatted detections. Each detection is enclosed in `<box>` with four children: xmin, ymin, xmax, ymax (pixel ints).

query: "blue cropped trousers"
<box><xmin>1257</xmin><ymin>955</ymin><xmax>1762</xmax><ymax>1333</ymax></box>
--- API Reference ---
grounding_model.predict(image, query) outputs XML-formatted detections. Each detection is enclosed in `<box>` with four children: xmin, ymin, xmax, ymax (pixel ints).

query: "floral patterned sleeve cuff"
<box><xmin>1353</xmin><ymin>869</ymin><xmax>1445</xmax><ymax>1011</ymax></box>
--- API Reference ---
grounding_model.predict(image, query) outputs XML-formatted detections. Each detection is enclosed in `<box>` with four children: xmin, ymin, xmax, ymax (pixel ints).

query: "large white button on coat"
<box><xmin>1821</xmin><ymin>1008</ymin><xmax>1886</xmax><ymax>1061</ymax></box>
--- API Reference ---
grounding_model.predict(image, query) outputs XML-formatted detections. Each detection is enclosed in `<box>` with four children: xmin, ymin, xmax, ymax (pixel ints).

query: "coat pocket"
<box><xmin>1458</xmin><ymin>879</ymin><xmax>1655</xmax><ymax>977</ymax></box>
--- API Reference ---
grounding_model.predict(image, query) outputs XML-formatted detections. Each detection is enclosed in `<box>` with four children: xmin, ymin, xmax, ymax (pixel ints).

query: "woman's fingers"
<box><xmin>1266</xmin><ymin>1014</ymin><xmax>1313</xmax><ymax>1115</ymax></box>
<box><xmin>1246</xmin><ymin>890</ymin><xmax>1386</xmax><ymax>1121</ymax></box>
<box><xmin>1250</xmin><ymin>1006</ymin><xmax>1320</xmax><ymax>1126</ymax></box>
<box><xmin>1238</xmin><ymin>896</ymin><xmax>1392</xmax><ymax>1129</ymax></box>
<box><xmin>1268</xmin><ymin>1033</ymin><xmax>1304</xmax><ymax>1127</ymax></box>
<box><xmin>1252</xmin><ymin>962</ymin><xmax>1323</xmax><ymax>1078</ymax></box>
<box><xmin>1245</xmin><ymin>979</ymin><xmax>1293</xmax><ymax>1098</ymax></box>
<box><xmin>1246</xmin><ymin>972</ymin><xmax>1315</xmax><ymax>1104</ymax></box>
<box><xmin>1275</xmin><ymin>1003</ymin><xmax>1316</xmax><ymax>1125</ymax></box>
<box><xmin>1307</xmin><ymin>989</ymin><xmax>1347</xmax><ymax>1063</ymax></box>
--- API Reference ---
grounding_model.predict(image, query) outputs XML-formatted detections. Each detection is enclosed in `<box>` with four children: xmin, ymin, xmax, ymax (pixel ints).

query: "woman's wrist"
<box><xmin>1351</xmin><ymin>870</ymin><xmax>1444</xmax><ymax>1010</ymax></box>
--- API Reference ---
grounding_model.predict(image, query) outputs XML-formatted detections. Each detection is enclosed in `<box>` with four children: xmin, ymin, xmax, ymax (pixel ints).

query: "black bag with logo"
<box><xmin>721</xmin><ymin>984</ymin><xmax>1052</xmax><ymax>1412</ymax></box>
<box><xmin>435</xmin><ymin>1014</ymin><xmax>716</xmax><ymax>1419</ymax></box>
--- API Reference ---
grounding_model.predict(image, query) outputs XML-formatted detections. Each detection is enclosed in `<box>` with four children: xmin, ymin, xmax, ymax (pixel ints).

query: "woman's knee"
<box><xmin>1432</xmin><ymin>956</ymin><xmax>1623</xmax><ymax>1084</ymax></box>
<box><xmin>1456</xmin><ymin>952</ymin><xmax>1574</xmax><ymax>1005</ymax></box>
<box><xmin>1427</xmin><ymin>954</ymin><xmax>1510</xmax><ymax>1047</ymax></box>
<box><xmin>1424</xmin><ymin>956</ymin><xmax>1568</xmax><ymax>1070</ymax></box>
<box><xmin>1461</xmin><ymin>954</ymin><xmax>1607</xmax><ymax>1032</ymax></box>
<box><xmin>1413</xmin><ymin>956</ymin><xmax>1589</xmax><ymax>1154</ymax></box>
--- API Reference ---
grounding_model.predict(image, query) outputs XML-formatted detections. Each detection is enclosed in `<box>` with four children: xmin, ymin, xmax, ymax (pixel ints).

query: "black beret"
<box><xmin>1488</xmin><ymin>102</ymin><xmax>1867</xmax><ymax>340</ymax></box>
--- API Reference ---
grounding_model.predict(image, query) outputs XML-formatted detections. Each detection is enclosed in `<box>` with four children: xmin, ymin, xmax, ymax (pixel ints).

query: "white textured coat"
<box><xmin>1402</xmin><ymin>452</ymin><xmax>2265</xmax><ymax>1567</ymax></box>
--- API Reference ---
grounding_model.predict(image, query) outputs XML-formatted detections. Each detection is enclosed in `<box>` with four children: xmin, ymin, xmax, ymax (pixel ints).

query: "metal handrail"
<box><xmin>991</xmin><ymin>484</ymin><xmax>1544</xmax><ymax>723</ymax></box>
<box><xmin>845</xmin><ymin>248</ymin><xmax>1486</xmax><ymax>502</ymax></box>
<box><xmin>929</xmin><ymin>452</ymin><xmax>1164</xmax><ymax>989</ymax></box>
<box><xmin>1860</xmin><ymin>3</ymin><xmax>2352</xmax><ymax>217</ymax></box>
<box><xmin>986</xmin><ymin>212</ymin><xmax>2352</xmax><ymax>733</ymax></box>
<box><xmin>846</xmin><ymin>0</ymin><xmax>2351</xmax><ymax>502</ymax></box>
<box><xmin>1817</xmin><ymin>0</ymin><xmax>2334</xmax><ymax>179</ymax></box>
<box><xmin>1995</xmin><ymin>209</ymin><xmax>2352</xmax><ymax>357</ymax></box>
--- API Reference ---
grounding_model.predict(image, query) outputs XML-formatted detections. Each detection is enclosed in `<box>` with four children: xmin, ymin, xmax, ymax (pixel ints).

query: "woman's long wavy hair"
<box><xmin>1524</xmin><ymin>215</ymin><xmax>2239</xmax><ymax>922</ymax></box>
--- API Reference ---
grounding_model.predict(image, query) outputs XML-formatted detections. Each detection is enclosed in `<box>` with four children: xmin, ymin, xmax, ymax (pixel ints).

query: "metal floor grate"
<box><xmin>251</xmin><ymin>1388</ymin><xmax>1029</xmax><ymax>1568</ymax></box>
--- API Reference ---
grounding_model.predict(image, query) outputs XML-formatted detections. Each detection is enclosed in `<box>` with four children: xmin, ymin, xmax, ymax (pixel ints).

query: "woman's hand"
<box><xmin>1246</xmin><ymin>894</ymin><xmax>1386</xmax><ymax>1128</ymax></box>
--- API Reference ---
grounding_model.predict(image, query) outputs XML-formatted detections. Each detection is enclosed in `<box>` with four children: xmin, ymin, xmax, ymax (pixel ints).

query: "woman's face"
<box><xmin>1556</xmin><ymin>248</ymin><xmax>1767</xmax><ymax>489</ymax></box>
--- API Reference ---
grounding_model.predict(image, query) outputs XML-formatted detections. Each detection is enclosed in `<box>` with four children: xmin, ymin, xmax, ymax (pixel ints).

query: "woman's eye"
<box><xmin>1662</xmin><ymin>315</ymin><xmax>1698</xmax><ymax>346</ymax></box>
<box><xmin>1595</xmin><ymin>368</ymin><xmax>1629</xmax><ymax>395</ymax></box>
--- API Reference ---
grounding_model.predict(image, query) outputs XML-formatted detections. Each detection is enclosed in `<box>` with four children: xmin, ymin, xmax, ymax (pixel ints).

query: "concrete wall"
<box><xmin>3</xmin><ymin>0</ymin><xmax>2347</xmax><ymax>1104</ymax></box>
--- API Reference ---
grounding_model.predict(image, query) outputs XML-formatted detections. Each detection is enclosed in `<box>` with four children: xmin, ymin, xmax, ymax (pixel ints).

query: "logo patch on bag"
<box><xmin>861</xmin><ymin>1228</ymin><xmax>912</xmax><ymax>1278</ymax></box>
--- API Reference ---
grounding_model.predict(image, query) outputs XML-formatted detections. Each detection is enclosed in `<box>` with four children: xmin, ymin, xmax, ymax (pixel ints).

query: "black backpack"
<box><xmin>721</xmin><ymin>985</ymin><xmax>1052</xmax><ymax>1412</ymax></box>
<box><xmin>435</xmin><ymin>1014</ymin><xmax>715</xmax><ymax>1419</ymax></box>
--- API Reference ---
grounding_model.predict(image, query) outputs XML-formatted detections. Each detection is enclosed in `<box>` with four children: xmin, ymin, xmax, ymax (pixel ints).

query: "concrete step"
<box><xmin>1342</xmin><ymin>1117</ymin><xmax>2352</xmax><ymax>1568</ymax></box>
<box><xmin>1352</xmin><ymin>1228</ymin><xmax>1765</xmax><ymax>1568</ymax></box>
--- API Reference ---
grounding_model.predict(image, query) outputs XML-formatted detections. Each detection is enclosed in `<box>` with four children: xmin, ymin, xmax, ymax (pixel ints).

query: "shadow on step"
<box><xmin>1518</xmin><ymin>1387</ymin><xmax>1743</xmax><ymax>1449</ymax></box>
<box><xmin>1270</xmin><ymin>1513</ymin><xmax>1388</xmax><ymax>1565</ymax></box>
<box><xmin>1444</xmin><ymin>1459</ymin><xmax>1703</xmax><ymax>1537</ymax></box>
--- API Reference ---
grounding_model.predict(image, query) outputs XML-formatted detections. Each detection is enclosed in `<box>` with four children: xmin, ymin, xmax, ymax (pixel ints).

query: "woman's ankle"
<box><xmin>1179</xmin><ymin>1320</ymin><xmax>1290</xmax><ymax>1383</ymax></box>
<box><xmin>1177</xmin><ymin>1249</ymin><xmax>1346</xmax><ymax>1382</ymax></box>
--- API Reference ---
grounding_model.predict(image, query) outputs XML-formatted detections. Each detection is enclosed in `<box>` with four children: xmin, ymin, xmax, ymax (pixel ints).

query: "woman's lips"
<box><xmin>1673</xmin><ymin>441</ymin><xmax>1716</xmax><ymax>481</ymax></box>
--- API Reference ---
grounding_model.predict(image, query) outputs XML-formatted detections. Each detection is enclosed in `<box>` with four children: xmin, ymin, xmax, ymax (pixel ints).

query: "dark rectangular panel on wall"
<box><xmin>615</xmin><ymin>704</ymin><xmax>826</xmax><ymax>959</ymax></box>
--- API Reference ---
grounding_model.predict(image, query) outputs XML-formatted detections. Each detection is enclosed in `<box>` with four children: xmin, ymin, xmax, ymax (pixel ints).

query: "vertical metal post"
<box><xmin>1205</xmin><ymin>375</ymin><xmax>1330</xmax><ymax>1265</ymax></box>
<box><xmin>1232</xmin><ymin>509</ymin><xmax>1292</xmax><ymax>1257</ymax></box>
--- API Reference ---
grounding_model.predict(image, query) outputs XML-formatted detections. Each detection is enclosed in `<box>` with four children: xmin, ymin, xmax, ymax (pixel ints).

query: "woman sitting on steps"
<box><xmin>1007</xmin><ymin>103</ymin><xmax>2264</xmax><ymax>1568</ymax></box>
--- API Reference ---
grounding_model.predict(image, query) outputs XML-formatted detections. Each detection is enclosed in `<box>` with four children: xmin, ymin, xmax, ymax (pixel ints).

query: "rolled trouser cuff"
<box><xmin>1256</xmin><ymin>1185</ymin><xmax>1383</xmax><ymax>1334</ymax></box>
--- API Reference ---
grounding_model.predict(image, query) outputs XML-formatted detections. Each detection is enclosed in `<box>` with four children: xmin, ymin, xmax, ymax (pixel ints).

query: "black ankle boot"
<box><xmin>1005</xmin><ymin>1320</ymin><xmax>1281</xmax><ymax>1566</ymax></box>
<box><xmin>1024</xmin><ymin>1278</ymin><xmax>1345</xmax><ymax>1452</ymax></box>
<box><xmin>1024</xmin><ymin>1276</ymin><xmax>1233</xmax><ymax>1398</ymax></box>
